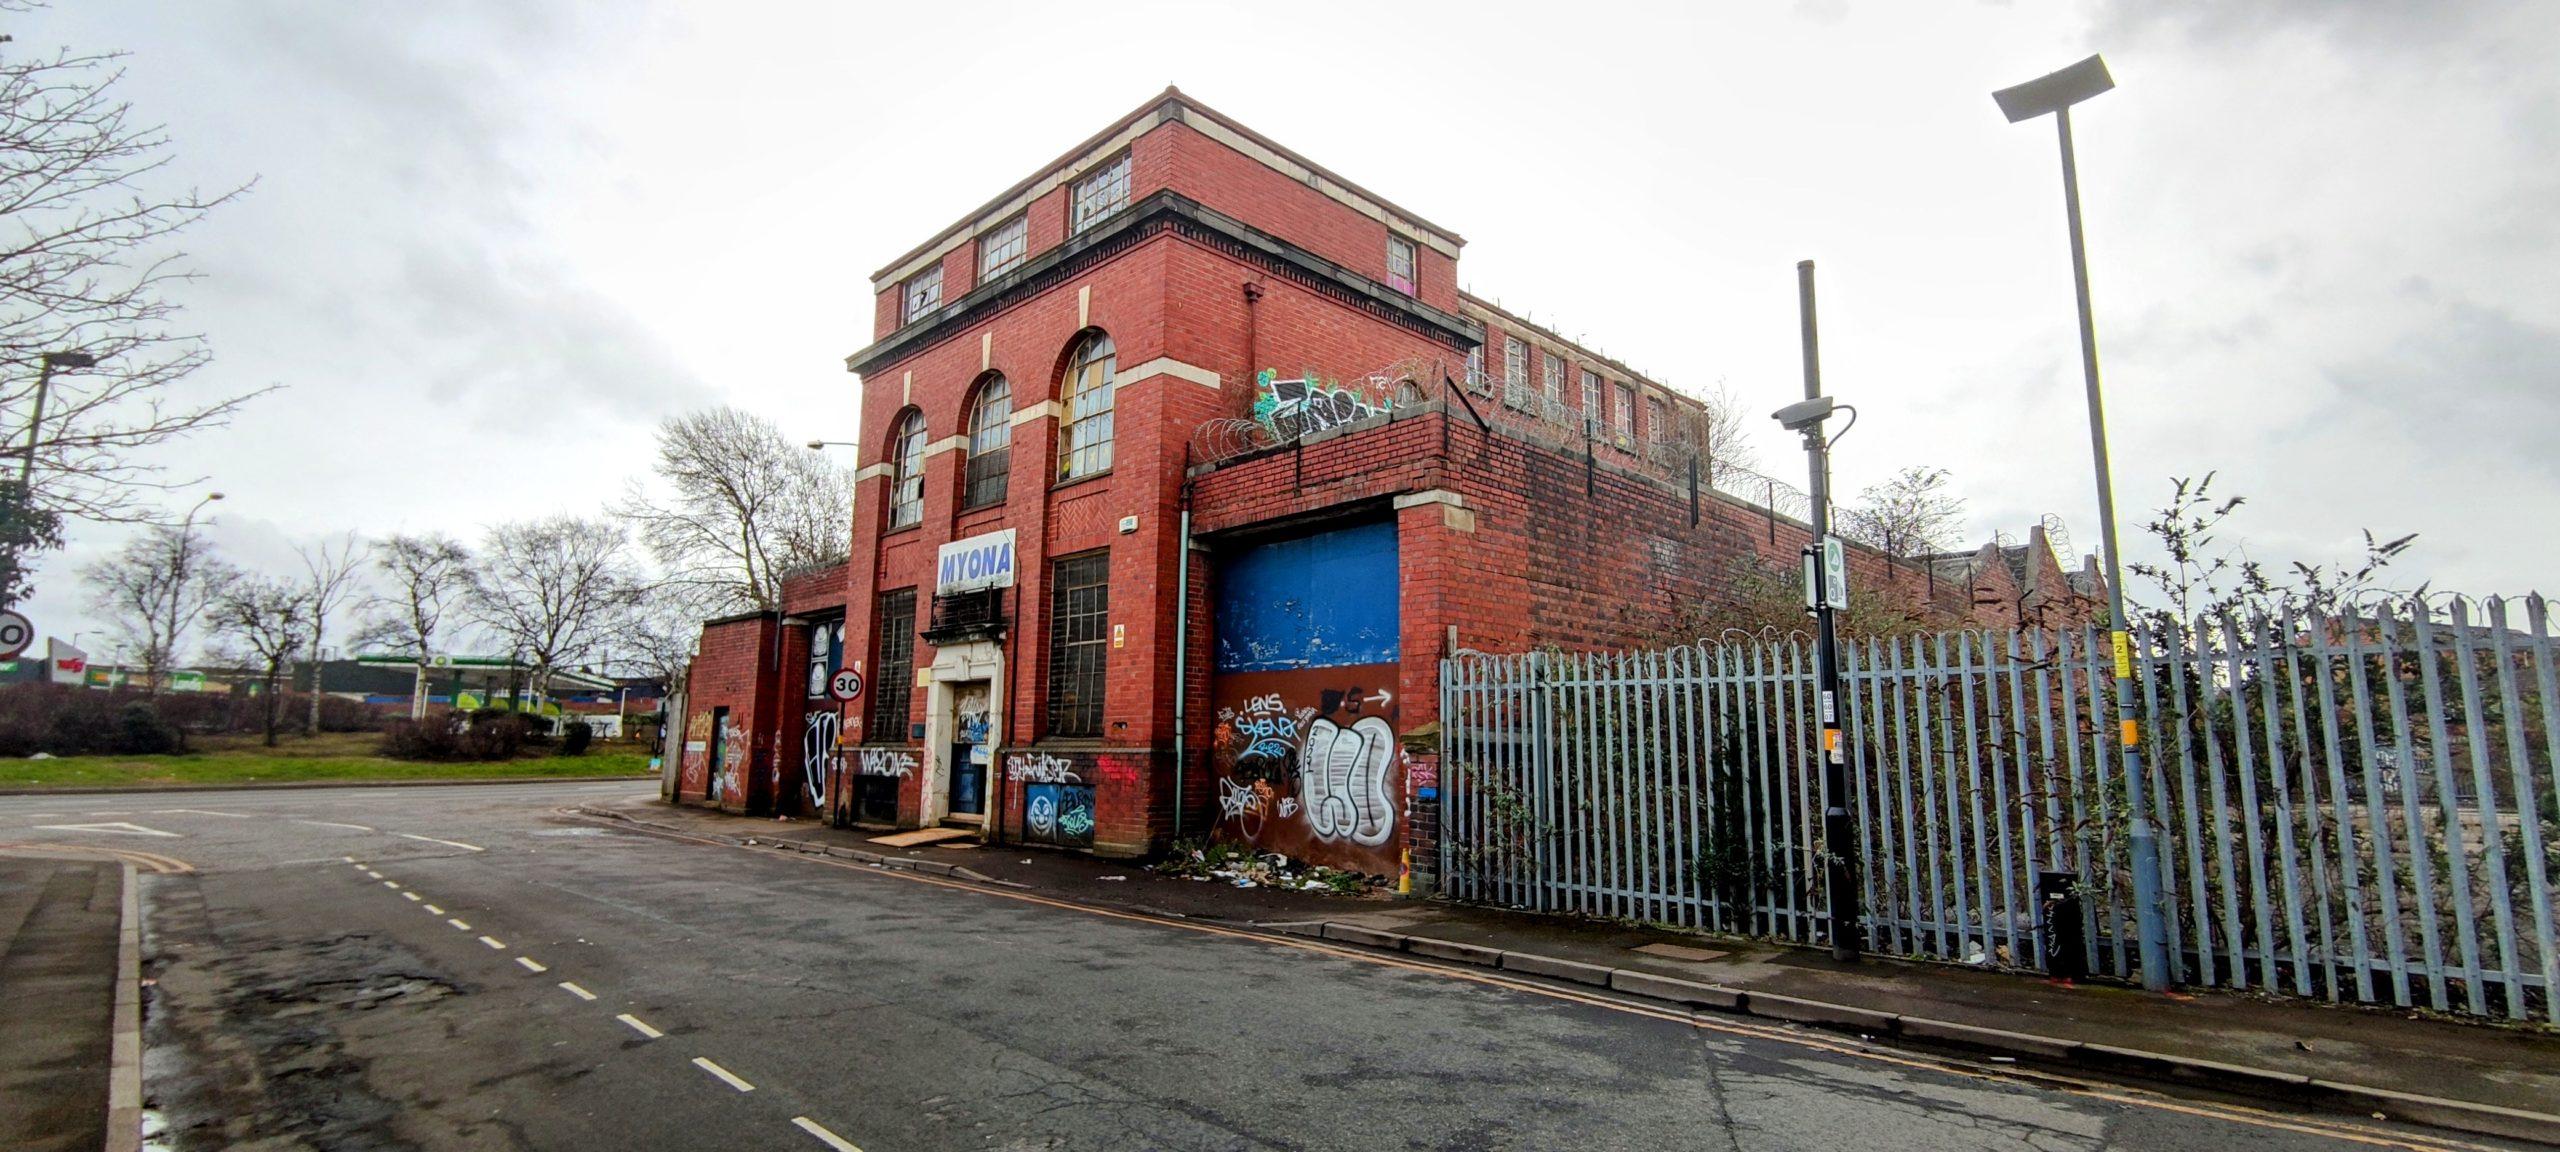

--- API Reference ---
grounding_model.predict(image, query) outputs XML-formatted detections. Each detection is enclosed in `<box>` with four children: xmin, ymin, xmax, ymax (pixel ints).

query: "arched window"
<box><xmin>886</xmin><ymin>408</ymin><xmax>926</xmax><ymax>529</ymax></box>
<box><xmin>1057</xmin><ymin>332</ymin><xmax>1115</xmax><ymax>481</ymax></box>
<box><xmin>963</xmin><ymin>374</ymin><xmax>1011</xmax><ymax>509</ymax></box>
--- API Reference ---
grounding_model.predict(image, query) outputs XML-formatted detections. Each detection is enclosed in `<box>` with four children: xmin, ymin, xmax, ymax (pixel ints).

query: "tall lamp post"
<box><xmin>153</xmin><ymin>490</ymin><xmax>224</xmax><ymax>696</ymax></box>
<box><xmin>1993</xmin><ymin>53</ymin><xmax>2172</xmax><ymax>991</ymax></box>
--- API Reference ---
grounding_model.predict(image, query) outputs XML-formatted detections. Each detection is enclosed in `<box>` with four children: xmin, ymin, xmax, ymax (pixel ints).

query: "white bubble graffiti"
<box><xmin>857</xmin><ymin>748</ymin><xmax>917</xmax><ymax>778</ymax></box>
<box><xmin>1299</xmin><ymin>716</ymin><xmax>1395</xmax><ymax>846</ymax></box>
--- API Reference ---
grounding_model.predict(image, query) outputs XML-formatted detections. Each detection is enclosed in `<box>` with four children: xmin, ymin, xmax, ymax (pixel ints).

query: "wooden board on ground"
<box><xmin>867</xmin><ymin>827</ymin><xmax>977</xmax><ymax>848</ymax></box>
<box><xmin>1630</xmin><ymin>942</ymin><xmax>1729</xmax><ymax>963</ymax></box>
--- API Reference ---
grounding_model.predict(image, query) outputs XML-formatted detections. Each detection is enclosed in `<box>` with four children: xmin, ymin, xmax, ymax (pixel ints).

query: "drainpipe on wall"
<box><xmin>1172</xmin><ymin>504</ymin><xmax>1192</xmax><ymax>843</ymax></box>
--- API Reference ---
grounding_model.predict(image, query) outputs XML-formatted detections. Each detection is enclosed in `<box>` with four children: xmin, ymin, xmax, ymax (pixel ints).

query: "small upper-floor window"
<box><xmin>1465</xmin><ymin>345</ymin><xmax>1487</xmax><ymax>394</ymax></box>
<box><xmin>1385</xmin><ymin>235</ymin><xmax>1418</xmax><ymax>295</ymax></box>
<box><xmin>1646</xmin><ymin>396</ymin><xmax>1667</xmax><ymax>446</ymax></box>
<box><xmin>1071</xmin><ymin>154</ymin><xmax>1132</xmax><ymax>234</ymax></box>
<box><xmin>1502</xmin><ymin>337</ymin><xmax>1530</xmax><ymax>409</ymax></box>
<box><xmin>1058</xmin><ymin>332</ymin><xmax>1116</xmax><ymax>480</ymax></box>
<box><xmin>1614</xmin><ymin>383</ymin><xmax>1637</xmax><ymax>442</ymax></box>
<box><xmin>901</xmin><ymin>265</ymin><xmax>943</xmax><ymax>324</ymax></box>
<box><xmin>805</xmin><ymin>620</ymin><xmax>843</xmax><ymax>699</ymax></box>
<box><xmin>979</xmin><ymin>214</ymin><xmax>1028</xmax><ymax>280</ymax></box>
<box><xmin>1580</xmin><ymin>369</ymin><xmax>1602</xmax><ymax>429</ymax></box>
<box><xmin>1541</xmin><ymin>355</ymin><xmax>1564</xmax><ymax>416</ymax></box>
<box><xmin>887</xmin><ymin>408</ymin><xmax>927</xmax><ymax>528</ymax></box>
<box><xmin>964</xmin><ymin>374</ymin><xmax>1011</xmax><ymax>509</ymax></box>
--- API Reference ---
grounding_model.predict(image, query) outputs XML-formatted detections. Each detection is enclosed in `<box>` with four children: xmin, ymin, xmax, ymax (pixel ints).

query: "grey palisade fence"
<box><xmin>1439</xmin><ymin>595</ymin><xmax>2559</xmax><ymax>1023</ymax></box>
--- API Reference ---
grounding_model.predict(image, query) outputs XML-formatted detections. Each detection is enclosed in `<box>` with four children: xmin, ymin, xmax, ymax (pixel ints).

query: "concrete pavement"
<box><xmin>0</xmin><ymin>781</ymin><xmax>2536</xmax><ymax>1150</ymax></box>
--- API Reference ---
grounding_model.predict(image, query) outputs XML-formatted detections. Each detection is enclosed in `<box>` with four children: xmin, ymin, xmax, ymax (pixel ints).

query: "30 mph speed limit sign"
<box><xmin>0</xmin><ymin>609</ymin><xmax>32</xmax><ymax>661</ymax></box>
<box><xmin>827</xmin><ymin>667</ymin><xmax>865</xmax><ymax>702</ymax></box>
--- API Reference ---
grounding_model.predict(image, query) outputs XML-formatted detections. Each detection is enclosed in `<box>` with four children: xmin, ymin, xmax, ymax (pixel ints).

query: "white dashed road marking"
<box><xmin>692</xmin><ymin>1057</ymin><xmax>753</xmax><ymax>1092</ymax></box>
<box><xmin>383</xmin><ymin>881</ymin><xmax>400</xmax><ymax>889</ymax></box>
<box><xmin>153</xmin><ymin>809</ymin><xmax>250</xmax><ymax>818</ymax></box>
<box><xmin>446</xmin><ymin>918</ymin><xmax>472</xmax><ymax>931</ymax></box>
<box><xmin>423</xmin><ymin>904</ymin><xmax>444</xmax><ymax>915</ymax></box>
<box><xmin>34</xmin><ymin>822</ymin><xmax>178</xmax><ymax>838</ymax></box>
<box><xmin>560</xmin><ymin>982</ymin><xmax>597</xmax><ymax>1001</ymax></box>
<box><xmin>478</xmin><ymin>935</ymin><xmax>506</xmax><ymax>950</ymax></box>
<box><xmin>306</xmin><ymin>821</ymin><xmax>377</xmax><ymax>832</ymax></box>
<box><xmin>403</xmin><ymin>892</ymin><xmax>421</xmax><ymax>902</ymax></box>
<box><xmin>515</xmin><ymin>956</ymin><xmax>547</xmax><ymax>973</ymax></box>
<box><xmin>617</xmin><ymin>1013</ymin><xmax>662</xmax><ymax>1039</ymax></box>
<box><xmin>793</xmin><ymin>1117</ymin><xmax>865</xmax><ymax>1151</ymax></box>
<box><xmin>397</xmin><ymin>833</ymin><xmax>484</xmax><ymax>852</ymax></box>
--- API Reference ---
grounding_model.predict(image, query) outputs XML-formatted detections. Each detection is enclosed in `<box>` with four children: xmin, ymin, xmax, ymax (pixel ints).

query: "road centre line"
<box><xmin>692</xmin><ymin>1057</ymin><xmax>753</xmax><ymax>1092</ymax></box>
<box><xmin>422</xmin><ymin>904</ymin><xmax>443</xmax><ymax>915</ymax></box>
<box><xmin>478</xmin><ymin>935</ymin><xmax>506</xmax><ymax>950</ymax></box>
<box><xmin>560</xmin><ymin>982</ymin><xmax>596</xmax><ymax>1001</ymax></box>
<box><xmin>153</xmin><ymin>809</ymin><xmax>251</xmax><ymax>818</ymax></box>
<box><xmin>403</xmin><ymin>892</ymin><xmax>420</xmax><ymax>901</ymax></box>
<box><xmin>617</xmin><ymin>1013</ymin><xmax>661</xmax><ymax>1039</ymax></box>
<box><xmin>610</xmin><ymin>818</ymin><xmax>2481</xmax><ymax>1152</ymax></box>
<box><xmin>305</xmin><ymin>821</ymin><xmax>377</xmax><ymax>832</ymax></box>
<box><xmin>515</xmin><ymin>956</ymin><xmax>547</xmax><ymax>972</ymax></box>
<box><xmin>397</xmin><ymin>833</ymin><xmax>484</xmax><ymax>852</ymax></box>
<box><xmin>792</xmin><ymin>1117</ymin><xmax>865</xmax><ymax>1151</ymax></box>
<box><xmin>446</xmin><ymin>918</ymin><xmax>471</xmax><ymax>931</ymax></box>
<box><xmin>382</xmin><ymin>881</ymin><xmax>400</xmax><ymax>889</ymax></box>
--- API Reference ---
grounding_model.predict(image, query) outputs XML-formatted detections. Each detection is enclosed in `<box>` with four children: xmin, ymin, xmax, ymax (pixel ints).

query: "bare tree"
<box><xmin>615</xmin><ymin>407</ymin><xmax>852</xmax><ymax>613</ymax></box>
<box><xmin>474</xmin><ymin>516</ymin><xmax>641</xmax><ymax>702</ymax></box>
<box><xmin>1696</xmin><ymin>378</ymin><xmax>1758</xmax><ymax>474</ymax></box>
<box><xmin>296</xmin><ymin>532</ymin><xmax>367</xmax><ymax>735</ymax></box>
<box><xmin>359</xmin><ymin>532</ymin><xmax>476</xmax><ymax>718</ymax></box>
<box><xmin>1841</xmin><ymin>466</ymin><xmax>1966</xmax><ymax>574</ymax></box>
<box><xmin>79</xmin><ymin>522</ymin><xmax>237</xmax><ymax>694</ymax></box>
<box><xmin>615</xmin><ymin>580</ymin><xmax>708</xmax><ymax>697</ymax></box>
<box><xmin>0</xmin><ymin>45</ymin><xmax>270</xmax><ymax>527</ymax></box>
<box><xmin>209</xmin><ymin>575</ymin><xmax>311</xmax><ymax>747</ymax></box>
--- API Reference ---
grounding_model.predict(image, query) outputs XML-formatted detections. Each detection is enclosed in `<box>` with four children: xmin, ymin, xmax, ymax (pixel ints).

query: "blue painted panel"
<box><xmin>1212</xmin><ymin>520</ymin><xmax>1400</xmax><ymax>673</ymax></box>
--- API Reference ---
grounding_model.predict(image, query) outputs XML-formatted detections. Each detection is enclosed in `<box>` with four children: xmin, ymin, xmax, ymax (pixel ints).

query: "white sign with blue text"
<box><xmin>936</xmin><ymin>528</ymin><xmax>1017</xmax><ymax>595</ymax></box>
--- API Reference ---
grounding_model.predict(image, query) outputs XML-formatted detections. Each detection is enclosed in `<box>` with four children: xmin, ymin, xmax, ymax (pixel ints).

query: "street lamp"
<box><xmin>1994</xmin><ymin>53</ymin><xmax>2172</xmax><ymax>992</ymax></box>
<box><xmin>20</xmin><ymin>350</ymin><xmax>98</xmax><ymax>486</ymax></box>
<box><xmin>806</xmin><ymin>439</ymin><xmax>856</xmax><ymax>451</ymax></box>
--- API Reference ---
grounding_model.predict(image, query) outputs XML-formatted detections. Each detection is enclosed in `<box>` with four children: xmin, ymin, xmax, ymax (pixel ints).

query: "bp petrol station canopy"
<box><xmin>352</xmin><ymin>653</ymin><xmax>622</xmax><ymax>697</ymax></box>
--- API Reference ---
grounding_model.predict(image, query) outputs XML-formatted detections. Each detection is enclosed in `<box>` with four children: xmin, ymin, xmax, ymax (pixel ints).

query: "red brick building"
<box><xmin>677</xmin><ymin>89</ymin><xmax>2097</xmax><ymax>887</ymax></box>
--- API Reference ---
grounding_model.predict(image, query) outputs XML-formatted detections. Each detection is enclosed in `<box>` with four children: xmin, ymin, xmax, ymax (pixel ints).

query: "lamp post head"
<box><xmin>806</xmin><ymin>440</ymin><xmax>827</xmax><ymax>451</ymax></box>
<box><xmin>40</xmin><ymin>351</ymin><xmax>98</xmax><ymax>370</ymax></box>
<box><xmin>1993</xmin><ymin>54</ymin><xmax>2114</xmax><ymax>122</ymax></box>
<box><xmin>205</xmin><ymin>491</ymin><xmax>225</xmax><ymax>502</ymax></box>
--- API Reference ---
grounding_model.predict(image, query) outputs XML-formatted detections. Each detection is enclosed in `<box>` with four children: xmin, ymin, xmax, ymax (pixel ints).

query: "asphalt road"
<box><xmin>0</xmin><ymin>782</ymin><xmax>2508</xmax><ymax>1151</ymax></box>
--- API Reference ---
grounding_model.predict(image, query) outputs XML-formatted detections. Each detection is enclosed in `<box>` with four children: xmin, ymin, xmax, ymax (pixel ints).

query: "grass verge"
<box><xmin>0</xmin><ymin>734</ymin><xmax>654</xmax><ymax>789</ymax></box>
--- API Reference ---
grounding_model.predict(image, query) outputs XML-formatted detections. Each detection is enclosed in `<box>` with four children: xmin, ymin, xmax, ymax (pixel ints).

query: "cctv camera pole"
<box><xmin>1796</xmin><ymin>259</ymin><xmax>1860</xmax><ymax>963</ymax></box>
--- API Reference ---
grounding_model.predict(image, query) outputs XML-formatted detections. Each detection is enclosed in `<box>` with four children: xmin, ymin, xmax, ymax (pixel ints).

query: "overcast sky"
<box><xmin>16</xmin><ymin>0</ymin><xmax>2558</xmax><ymax>657</ymax></box>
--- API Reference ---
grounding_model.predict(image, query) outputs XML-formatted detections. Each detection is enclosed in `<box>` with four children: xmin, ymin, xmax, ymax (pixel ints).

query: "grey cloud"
<box><xmin>2328</xmin><ymin>297</ymin><xmax>2560</xmax><ymax>479</ymax></box>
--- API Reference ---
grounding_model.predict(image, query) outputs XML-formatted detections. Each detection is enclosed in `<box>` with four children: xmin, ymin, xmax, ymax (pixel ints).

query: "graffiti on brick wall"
<box><xmin>858</xmin><ymin>748</ymin><xmax>916</xmax><ymax>778</ymax></box>
<box><xmin>679</xmin><ymin>711</ymin><xmax>712</xmax><ymax>796</ymax></box>
<box><xmin>1005</xmin><ymin>752</ymin><xmax>1079</xmax><ymax>784</ymax></box>
<box><xmin>801</xmin><ymin>708</ymin><xmax>840</xmax><ymax>812</ymax></box>
<box><xmin>1191</xmin><ymin>355</ymin><xmax>1445</xmax><ymax>467</ymax></box>
<box><xmin>1209</xmin><ymin>665</ymin><xmax>1402</xmax><ymax>873</ymax></box>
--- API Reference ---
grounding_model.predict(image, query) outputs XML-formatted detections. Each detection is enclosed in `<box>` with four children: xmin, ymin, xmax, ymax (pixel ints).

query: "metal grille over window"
<box><xmin>1070</xmin><ymin>154</ymin><xmax>1130</xmax><ymax>234</ymax></box>
<box><xmin>866</xmin><ymin>590</ymin><xmax>916</xmax><ymax>738</ymax></box>
<box><xmin>901</xmin><ymin>265</ymin><xmax>942</xmax><ymax>323</ymax></box>
<box><xmin>978</xmin><ymin>214</ymin><xmax>1028</xmax><ymax>279</ymax></box>
<box><xmin>887</xmin><ymin>410</ymin><xmax>927</xmax><ymax>528</ymax></box>
<box><xmin>1502</xmin><ymin>337</ymin><xmax>1530</xmax><ymax>410</ymax></box>
<box><xmin>1045</xmin><ymin>553</ymin><xmax>1110</xmax><ymax>737</ymax></box>
<box><xmin>1385</xmin><ymin>235</ymin><xmax>1417</xmax><ymax>295</ymax></box>
<box><xmin>1058</xmin><ymin>333</ymin><xmax>1115</xmax><ymax>480</ymax></box>
<box><xmin>964</xmin><ymin>375</ymin><xmax>1011</xmax><ymax>508</ymax></box>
